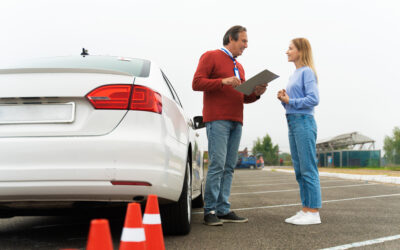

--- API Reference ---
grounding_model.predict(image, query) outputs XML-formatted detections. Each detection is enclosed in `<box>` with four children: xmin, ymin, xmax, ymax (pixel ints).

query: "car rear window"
<box><xmin>0</xmin><ymin>56</ymin><xmax>151</xmax><ymax>77</ymax></box>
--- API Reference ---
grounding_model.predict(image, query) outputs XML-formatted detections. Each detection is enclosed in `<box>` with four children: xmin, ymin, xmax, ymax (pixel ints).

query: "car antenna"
<box><xmin>81</xmin><ymin>48</ymin><xmax>89</xmax><ymax>57</ymax></box>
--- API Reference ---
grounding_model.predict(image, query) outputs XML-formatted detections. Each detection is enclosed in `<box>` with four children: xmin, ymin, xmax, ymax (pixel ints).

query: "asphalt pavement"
<box><xmin>0</xmin><ymin>168</ymin><xmax>399</xmax><ymax>249</ymax></box>
<box><xmin>165</xmin><ymin>168</ymin><xmax>400</xmax><ymax>250</ymax></box>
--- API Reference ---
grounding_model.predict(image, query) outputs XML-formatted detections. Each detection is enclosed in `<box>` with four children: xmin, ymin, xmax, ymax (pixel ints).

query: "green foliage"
<box><xmin>366</xmin><ymin>159</ymin><xmax>380</xmax><ymax>167</ymax></box>
<box><xmin>203</xmin><ymin>151</ymin><xmax>209</xmax><ymax>169</ymax></box>
<box><xmin>203</xmin><ymin>151</ymin><xmax>208</xmax><ymax>160</ymax></box>
<box><xmin>252</xmin><ymin>133</ymin><xmax>279</xmax><ymax>165</ymax></box>
<box><xmin>383</xmin><ymin>127</ymin><xmax>400</xmax><ymax>164</ymax></box>
<box><xmin>279</xmin><ymin>152</ymin><xmax>292</xmax><ymax>166</ymax></box>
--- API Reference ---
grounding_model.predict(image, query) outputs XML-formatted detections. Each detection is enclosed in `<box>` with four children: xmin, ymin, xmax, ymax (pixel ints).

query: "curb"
<box><xmin>265</xmin><ymin>168</ymin><xmax>400</xmax><ymax>185</ymax></box>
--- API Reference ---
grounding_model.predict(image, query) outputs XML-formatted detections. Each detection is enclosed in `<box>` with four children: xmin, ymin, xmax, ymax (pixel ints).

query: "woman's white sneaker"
<box><xmin>285</xmin><ymin>211</ymin><xmax>305</xmax><ymax>224</ymax></box>
<box><xmin>291</xmin><ymin>212</ymin><xmax>321</xmax><ymax>225</ymax></box>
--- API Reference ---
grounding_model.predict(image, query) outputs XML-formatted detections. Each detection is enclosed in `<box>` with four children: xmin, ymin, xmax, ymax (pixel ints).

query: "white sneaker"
<box><xmin>285</xmin><ymin>211</ymin><xmax>305</xmax><ymax>224</ymax></box>
<box><xmin>291</xmin><ymin>212</ymin><xmax>321</xmax><ymax>225</ymax></box>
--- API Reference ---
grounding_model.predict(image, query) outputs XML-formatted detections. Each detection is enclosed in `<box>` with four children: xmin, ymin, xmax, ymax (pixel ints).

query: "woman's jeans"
<box><xmin>287</xmin><ymin>114</ymin><xmax>321</xmax><ymax>209</ymax></box>
<box><xmin>204</xmin><ymin>120</ymin><xmax>242</xmax><ymax>215</ymax></box>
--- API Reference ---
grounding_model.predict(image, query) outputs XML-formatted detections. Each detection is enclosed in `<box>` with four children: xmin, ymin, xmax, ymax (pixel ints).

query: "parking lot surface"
<box><xmin>0</xmin><ymin>168</ymin><xmax>399</xmax><ymax>249</ymax></box>
<box><xmin>165</xmin><ymin>168</ymin><xmax>400</xmax><ymax>250</ymax></box>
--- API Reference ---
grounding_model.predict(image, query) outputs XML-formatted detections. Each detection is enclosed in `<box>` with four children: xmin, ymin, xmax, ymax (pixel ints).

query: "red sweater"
<box><xmin>192</xmin><ymin>49</ymin><xmax>259</xmax><ymax>124</ymax></box>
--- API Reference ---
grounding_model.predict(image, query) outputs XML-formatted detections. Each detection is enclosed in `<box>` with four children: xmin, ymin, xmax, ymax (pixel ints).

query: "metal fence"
<box><xmin>317</xmin><ymin>150</ymin><xmax>381</xmax><ymax>167</ymax></box>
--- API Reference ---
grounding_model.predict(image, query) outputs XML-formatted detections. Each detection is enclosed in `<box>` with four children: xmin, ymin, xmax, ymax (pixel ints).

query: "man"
<box><xmin>192</xmin><ymin>25</ymin><xmax>267</xmax><ymax>226</ymax></box>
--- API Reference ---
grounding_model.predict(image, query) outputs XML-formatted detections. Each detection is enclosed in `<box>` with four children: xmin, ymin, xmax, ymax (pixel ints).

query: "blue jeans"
<box><xmin>204</xmin><ymin>120</ymin><xmax>242</xmax><ymax>215</ymax></box>
<box><xmin>287</xmin><ymin>114</ymin><xmax>321</xmax><ymax>209</ymax></box>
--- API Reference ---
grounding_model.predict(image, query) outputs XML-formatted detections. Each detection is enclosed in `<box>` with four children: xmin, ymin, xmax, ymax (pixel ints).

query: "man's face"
<box><xmin>230</xmin><ymin>31</ymin><xmax>248</xmax><ymax>57</ymax></box>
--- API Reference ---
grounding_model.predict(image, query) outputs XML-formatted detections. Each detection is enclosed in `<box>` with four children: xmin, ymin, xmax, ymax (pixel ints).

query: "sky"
<box><xmin>1</xmin><ymin>0</ymin><xmax>399</xmax><ymax>154</ymax></box>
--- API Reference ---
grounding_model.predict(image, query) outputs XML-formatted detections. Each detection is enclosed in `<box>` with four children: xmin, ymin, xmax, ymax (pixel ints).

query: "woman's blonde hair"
<box><xmin>292</xmin><ymin>38</ymin><xmax>318</xmax><ymax>82</ymax></box>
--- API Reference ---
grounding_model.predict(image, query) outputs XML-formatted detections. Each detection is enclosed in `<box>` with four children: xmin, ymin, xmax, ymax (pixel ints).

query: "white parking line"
<box><xmin>231</xmin><ymin>179</ymin><xmax>349</xmax><ymax>188</ymax></box>
<box><xmin>320</xmin><ymin>234</ymin><xmax>400</xmax><ymax>250</ymax></box>
<box><xmin>233</xmin><ymin>178</ymin><xmax>297</xmax><ymax>184</ymax></box>
<box><xmin>231</xmin><ymin>183</ymin><xmax>378</xmax><ymax>195</ymax></box>
<box><xmin>192</xmin><ymin>193</ymin><xmax>400</xmax><ymax>214</ymax></box>
<box><xmin>234</xmin><ymin>175</ymin><xmax>295</xmax><ymax>181</ymax></box>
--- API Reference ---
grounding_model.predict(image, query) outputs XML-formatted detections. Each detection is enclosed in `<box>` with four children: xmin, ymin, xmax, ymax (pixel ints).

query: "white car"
<box><xmin>0</xmin><ymin>51</ymin><xmax>205</xmax><ymax>235</ymax></box>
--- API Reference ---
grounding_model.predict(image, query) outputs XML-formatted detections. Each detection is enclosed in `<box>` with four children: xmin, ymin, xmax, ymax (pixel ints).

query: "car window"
<box><xmin>3</xmin><ymin>56</ymin><xmax>151</xmax><ymax>77</ymax></box>
<box><xmin>161</xmin><ymin>70</ymin><xmax>183</xmax><ymax>108</ymax></box>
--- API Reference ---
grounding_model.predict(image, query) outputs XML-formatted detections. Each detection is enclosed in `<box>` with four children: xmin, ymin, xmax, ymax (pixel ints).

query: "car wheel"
<box><xmin>160</xmin><ymin>160</ymin><xmax>192</xmax><ymax>235</ymax></box>
<box><xmin>192</xmin><ymin>180</ymin><xmax>204</xmax><ymax>208</ymax></box>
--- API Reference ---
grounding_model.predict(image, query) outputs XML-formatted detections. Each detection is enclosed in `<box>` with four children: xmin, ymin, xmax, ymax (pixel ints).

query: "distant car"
<box><xmin>236</xmin><ymin>155</ymin><xmax>256</xmax><ymax>169</ymax></box>
<box><xmin>236</xmin><ymin>154</ymin><xmax>264</xmax><ymax>169</ymax></box>
<box><xmin>0</xmin><ymin>53</ymin><xmax>205</xmax><ymax>235</ymax></box>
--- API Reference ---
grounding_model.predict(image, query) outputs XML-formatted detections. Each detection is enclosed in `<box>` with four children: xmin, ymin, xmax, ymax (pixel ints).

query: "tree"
<box><xmin>252</xmin><ymin>133</ymin><xmax>279</xmax><ymax>165</ymax></box>
<box><xmin>384</xmin><ymin>126</ymin><xmax>400</xmax><ymax>165</ymax></box>
<box><xmin>279</xmin><ymin>152</ymin><xmax>292</xmax><ymax>166</ymax></box>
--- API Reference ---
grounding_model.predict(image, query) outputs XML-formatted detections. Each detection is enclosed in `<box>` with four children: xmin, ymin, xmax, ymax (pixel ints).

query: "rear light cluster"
<box><xmin>86</xmin><ymin>84</ymin><xmax>162</xmax><ymax>114</ymax></box>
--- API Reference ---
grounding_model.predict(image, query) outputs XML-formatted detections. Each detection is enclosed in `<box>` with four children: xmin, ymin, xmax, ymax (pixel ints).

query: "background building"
<box><xmin>317</xmin><ymin>132</ymin><xmax>381</xmax><ymax>167</ymax></box>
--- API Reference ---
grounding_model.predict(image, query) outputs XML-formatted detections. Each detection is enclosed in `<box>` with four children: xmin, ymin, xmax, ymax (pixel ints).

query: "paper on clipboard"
<box><xmin>235</xmin><ymin>69</ymin><xmax>279</xmax><ymax>95</ymax></box>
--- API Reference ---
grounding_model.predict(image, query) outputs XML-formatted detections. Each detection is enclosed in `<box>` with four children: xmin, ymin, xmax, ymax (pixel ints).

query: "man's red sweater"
<box><xmin>192</xmin><ymin>49</ymin><xmax>259</xmax><ymax>124</ymax></box>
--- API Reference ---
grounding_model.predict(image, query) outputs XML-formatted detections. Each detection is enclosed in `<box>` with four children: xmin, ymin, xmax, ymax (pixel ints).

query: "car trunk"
<box><xmin>0</xmin><ymin>71</ymin><xmax>135</xmax><ymax>137</ymax></box>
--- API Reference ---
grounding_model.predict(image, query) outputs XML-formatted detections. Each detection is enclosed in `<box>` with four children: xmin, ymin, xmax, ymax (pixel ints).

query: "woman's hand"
<box><xmin>277</xmin><ymin>89</ymin><xmax>284</xmax><ymax>99</ymax></box>
<box><xmin>277</xmin><ymin>89</ymin><xmax>289</xmax><ymax>104</ymax></box>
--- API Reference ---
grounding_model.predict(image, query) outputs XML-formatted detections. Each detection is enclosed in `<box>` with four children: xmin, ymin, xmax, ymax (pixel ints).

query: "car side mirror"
<box><xmin>193</xmin><ymin>116</ymin><xmax>205</xmax><ymax>129</ymax></box>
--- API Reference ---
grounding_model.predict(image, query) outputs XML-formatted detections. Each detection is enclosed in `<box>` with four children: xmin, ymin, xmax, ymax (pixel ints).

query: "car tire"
<box><xmin>192</xmin><ymin>181</ymin><xmax>204</xmax><ymax>208</ymax></box>
<box><xmin>160</xmin><ymin>161</ymin><xmax>192</xmax><ymax>235</ymax></box>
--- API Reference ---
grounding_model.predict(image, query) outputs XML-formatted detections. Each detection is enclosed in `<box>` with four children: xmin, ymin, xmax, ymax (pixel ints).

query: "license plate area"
<box><xmin>0</xmin><ymin>102</ymin><xmax>75</xmax><ymax>124</ymax></box>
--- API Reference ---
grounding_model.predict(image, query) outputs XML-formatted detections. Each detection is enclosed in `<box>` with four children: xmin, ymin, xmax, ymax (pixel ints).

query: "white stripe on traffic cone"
<box><xmin>143</xmin><ymin>213</ymin><xmax>161</xmax><ymax>225</ymax></box>
<box><xmin>121</xmin><ymin>228</ymin><xmax>146</xmax><ymax>242</ymax></box>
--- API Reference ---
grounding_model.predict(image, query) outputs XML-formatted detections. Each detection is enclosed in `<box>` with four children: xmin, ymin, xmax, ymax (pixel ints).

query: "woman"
<box><xmin>277</xmin><ymin>38</ymin><xmax>321</xmax><ymax>225</ymax></box>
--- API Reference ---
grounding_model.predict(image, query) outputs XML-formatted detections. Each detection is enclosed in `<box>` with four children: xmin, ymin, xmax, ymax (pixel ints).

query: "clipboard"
<box><xmin>235</xmin><ymin>69</ymin><xmax>279</xmax><ymax>95</ymax></box>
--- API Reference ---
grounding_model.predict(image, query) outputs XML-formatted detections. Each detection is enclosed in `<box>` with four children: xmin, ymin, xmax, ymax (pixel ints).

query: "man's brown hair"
<box><xmin>223</xmin><ymin>25</ymin><xmax>247</xmax><ymax>46</ymax></box>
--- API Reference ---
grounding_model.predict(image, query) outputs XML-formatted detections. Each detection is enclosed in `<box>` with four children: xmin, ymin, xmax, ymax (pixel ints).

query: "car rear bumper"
<box><xmin>0</xmin><ymin>180</ymin><xmax>171</xmax><ymax>202</ymax></box>
<box><xmin>0</xmin><ymin>112</ymin><xmax>188</xmax><ymax>203</ymax></box>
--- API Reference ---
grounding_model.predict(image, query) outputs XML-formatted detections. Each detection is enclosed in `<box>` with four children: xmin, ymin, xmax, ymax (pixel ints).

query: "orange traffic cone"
<box><xmin>86</xmin><ymin>219</ymin><xmax>113</xmax><ymax>250</ymax></box>
<box><xmin>143</xmin><ymin>195</ymin><xmax>165</xmax><ymax>250</ymax></box>
<box><xmin>120</xmin><ymin>203</ymin><xmax>146</xmax><ymax>250</ymax></box>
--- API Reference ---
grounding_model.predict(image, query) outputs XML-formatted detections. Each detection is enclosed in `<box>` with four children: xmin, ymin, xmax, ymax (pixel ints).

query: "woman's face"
<box><xmin>286</xmin><ymin>42</ymin><xmax>300</xmax><ymax>62</ymax></box>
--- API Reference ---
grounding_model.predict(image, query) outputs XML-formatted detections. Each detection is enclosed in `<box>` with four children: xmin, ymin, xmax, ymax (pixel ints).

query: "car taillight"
<box><xmin>86</xmin><ymin>84</ymin><xmax>162</xmax><ymax>114</ymax></box>
<box><xmin>86</xmin><ymin>84</ymin><xmax>131</xmax><ymax>109</ymax></box>
<box><xmin>130</xmin><ymin>85</ymin><xmax>162</xmax><ymax>114</ymax></box>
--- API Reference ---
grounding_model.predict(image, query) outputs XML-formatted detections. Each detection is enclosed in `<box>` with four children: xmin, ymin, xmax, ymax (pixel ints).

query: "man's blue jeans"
<box><xmin>287</xmin><ymin>114</ymin><xmax>322</xmax><ymax>209</ymax></box>
<box><xmin>204</xmin><ymin>120</ymin><xmax>242</xmax><ymax>215</ymax></box>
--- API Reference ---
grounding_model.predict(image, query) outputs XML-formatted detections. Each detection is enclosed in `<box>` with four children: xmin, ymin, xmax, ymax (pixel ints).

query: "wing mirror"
<box><xmin>193</xmin><ymin>116</ymin><xmax>205</xmax><ymax>129</ymax></box>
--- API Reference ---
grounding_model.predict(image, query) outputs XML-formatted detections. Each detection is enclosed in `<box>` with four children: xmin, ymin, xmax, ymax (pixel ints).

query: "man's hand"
<box><xmin>277</xmin><ymin>89</ymin><xmax>289</xmax><ymax>104</ymax></box>
<box><xmin>222</xmin><ymin>76</ymin><xmax>241</xmax><ymax>87</ymax></box>
<box><xmin>254</xmin><ymin>83</ymin><xmax>268</xmax><ymax>96</ymax></box>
